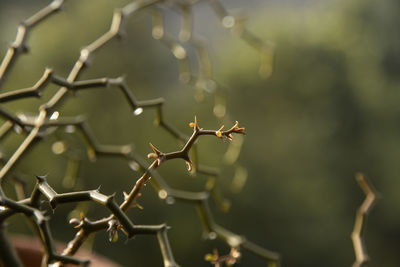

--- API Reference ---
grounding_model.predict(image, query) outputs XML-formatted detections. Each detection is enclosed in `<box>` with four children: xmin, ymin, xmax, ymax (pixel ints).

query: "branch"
<box><xmin>0</xmin><ymin>0</ymin><xmax>64</xmax><ymax>86</ymax></box>
<box><xmin>351</xmin><ymin>173</ymin><xmax>377</xmax><ymax>267</ymax></box>
<box><xmin>174</xmin><ymin>2</ymin><xmax>213</xmax><ymax>85</ymax></box>
<box><xmin>0</xmin><ymin>188</ymin><xmax>89</xmax><ymax>266</ymax></box>
<box><xmin>0</xmin><ymin>176</ymin><xmax>179</xmax><ymax>267</ymax></box>
<box><xmin>0</xmin><ymin>222</ymin><xmax>23</xmax><ymax>267</ymax></box>
<box><xmin>0</xmin><ymin>1</ymin><xmax>279</xmax><ymax>266</ymax></box>
<box><xmin>147</xmin><ymin>117</ymin><xmax>245</xmax><ymax>171</ymax></box>
<box><xmin>150</xmin><ymin>7</ymin><xmax>191</xmax><ymax>83</ymax></box>
<box><xmin>58</xmin><ymin>118</ymin><xmax>245</xmax><ymax>261</ymax></box>
<box><xmin>197</xmin><ymin>199</ymin><xmax>280</xmax><ymax>266</ymax></box>
<box><xmin>35</xmin><ymin>175</ymin><xmax>177</xmax><ymax>266</ymax></box>
<box><xmin>43</xmin><ymin>0</ymin><xmax>160</xmax><ymax>113</ymax></box>
<box><xmin>207</xmin><ymin>0</ymin><xmax>275</xmax><ymax>77</ymax></box>
<box><xmin>0</xmin><ymin>121</ymin><xmax>13</xmax><ymax>140</ymax></box>
<box><xmin>0</xmin><ymin>108</ymin><xmax>47</xmax><ymax>182</ymax></box>
<box><xmin>0</xmin><ymin>68</ymin><xmax>53</xmax><ymax>102</ymax></box>
<box><xmin>128</xmin><ymin>118</ymin><xmax>279</xmax><ymax>265</ymax></box>
<box><xmin>0</xmin><ymin>71</ymin><xmax>165</xmax><ymax>180</ymax></box>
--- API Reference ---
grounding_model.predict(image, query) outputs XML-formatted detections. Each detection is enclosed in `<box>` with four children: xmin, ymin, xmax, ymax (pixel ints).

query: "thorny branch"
<box><xmin>54</xmin><ymin>119</ymin><xmax>267</xmax><ymax>264</ymax></box>
<box><xmin>0</xmin><ymin>0</ymin><xmax>161</xmax><ymax>182</ymax></box>
<box><xmin>0</xmin><ymin>0</ymin><xmax>280</xmax><ymax>266</ymax></box>
<box><xmin>0</xmin><ymin>175</ymin><xmax>177</xmax><ymax>266</ymax></box>
<box><xmin>0</xmin><ymin>187</ymin><xmax>90</xmax><ymax>267</ymax></box>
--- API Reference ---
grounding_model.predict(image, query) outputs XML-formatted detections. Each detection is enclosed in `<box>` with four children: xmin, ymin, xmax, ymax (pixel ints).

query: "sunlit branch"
<box><xmin>0</xmin><ymin>111</ymin><xmax>45</xmax><ymax>182</ymax></box>
<box><xmin>43</xmin><ymin>0</ymin><xmax>161</xmax><ymax>113</ymax></box>
<box><xmin>351</xmin><ymin>173</ymin><xmax>377</xmax><ymax>267</ymax></box>
<box><xmin>0</xmin><ymin>121</ymin><xmax>13</xmax><ymax>140</ymax></box>
<box><xmin>58</xmin><ymin>119</ymin><xmax>245</xmax><ymax>259</ymax></box>
<box><xmin>0</xmin><ymin>1</ymin><xmax>279</xmax><ymax>266</ymax></box>
<box><xmin>0</xmin><ymin>0</ymin><xmax>64</xmax><ymax>86</ymax></box>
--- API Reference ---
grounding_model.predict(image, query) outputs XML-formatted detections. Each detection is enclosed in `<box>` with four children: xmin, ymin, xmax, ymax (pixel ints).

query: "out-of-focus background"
<box><xmin>1</xmin><ymin>0</ymin><xmax>400</xmax><ymax>266</ymax></box>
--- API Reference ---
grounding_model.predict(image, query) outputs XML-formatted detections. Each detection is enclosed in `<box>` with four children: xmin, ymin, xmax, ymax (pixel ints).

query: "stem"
<box><xmin>0</xmin><ymin>223</ymin><xmax>23</xmax><ymax>267</ymax></box>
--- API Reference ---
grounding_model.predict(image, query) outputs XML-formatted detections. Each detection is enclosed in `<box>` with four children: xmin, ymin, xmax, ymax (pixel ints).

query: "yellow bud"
<box><xmin>204</xmin><ymin>254</ymin><xmax>214</xmax><ymax>262</ymax></box>
<box><xmin>216</xmin><ymin>130</ymin><xmax>222</xmax><ymax>138</ymax></box>
<box><xmin>189</xmin><ymin>122</ymin><xmax>195</xmax><ymax>127</ymax></box>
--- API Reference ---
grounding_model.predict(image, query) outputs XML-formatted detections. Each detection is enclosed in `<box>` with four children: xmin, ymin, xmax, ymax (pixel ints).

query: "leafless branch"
<box><xmin>351</xmin><ymin>173</ymin><xmax>377</xmax><ymax>267</ymax></box>
<box><xmin>0</xmin><ymin>1</ymin><xmax>279</xmax><ymax>266</ymax></box>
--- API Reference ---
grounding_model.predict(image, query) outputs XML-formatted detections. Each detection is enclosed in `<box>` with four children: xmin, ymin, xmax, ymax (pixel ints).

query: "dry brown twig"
<box><xmin>351</xmin><ymin>173</ymin><xmax>378</xmax><ymax>267</ymax></box>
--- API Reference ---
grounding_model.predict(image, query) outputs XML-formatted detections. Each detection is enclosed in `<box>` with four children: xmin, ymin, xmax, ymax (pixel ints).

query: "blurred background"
<box><xmin>0</xmin><ymin>0</ymin><xmax>400</xmax><ymax>266</ymax></box>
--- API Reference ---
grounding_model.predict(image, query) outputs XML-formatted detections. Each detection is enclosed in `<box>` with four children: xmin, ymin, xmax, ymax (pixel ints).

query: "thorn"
<box><xmin>149</xmin><ymin>143</ymin><xmax>161</xmax><ymax>155</ymax></box>
<box><xmin>107</xmin><ymin>220</ymin><xmax>116</xmax><ymax>232</ymax></box>
<box><xmin>69</xmin><ymin>218</ymin><xmax>80</xmax><ymax>225</ymax></box>
<box><xmin>108</xmin><ymin>192</ymin><xmax>116</xmax><ymax>201</ymax></box>
<box><xmin>216</xmin><ymin>125</ymin><xmax>224</xmax><ymax>138</ymax></box>
<box><xmin>36</xmin><ymin>175</ymin><xmax>48</xmax><ymax>182</ymax></box>
<box><xmin>49</xmin><ymin>201</ymin><xmax>56</xmax><ymax>211</ymax></box>
<box><xmin>190</xmin><ymin>116</ymin><xmax>199</xmax><ymax>130</ymax></box>
<box><xmin>185</xmin><ymin>160</ymin><xmax>193</xmax><ymax>172</ymax></box>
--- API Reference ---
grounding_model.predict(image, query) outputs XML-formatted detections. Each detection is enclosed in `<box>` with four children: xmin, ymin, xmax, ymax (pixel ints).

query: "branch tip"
<box><xmin>36</xmin><ymin>175</ymin><xmax>47</xmax><ymax>182</ymax></box>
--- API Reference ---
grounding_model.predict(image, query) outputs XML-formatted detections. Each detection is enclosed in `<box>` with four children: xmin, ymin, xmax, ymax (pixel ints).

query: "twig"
<box><xmin>0</xmin><ymin>1</ymin><xmax>279</xmax><ymax>266</ymax></box>
<box><xmin>0</xmin><ymin>188</ymin><xmax>90</xmax><ymax>266</ymax></box>
<box><xmin>0</xmin><ymin>0</ymin><xmax>64</xmax><ymax>86</ymax></box>
<box><xmin>351</xmin><ymin>173</ymin><xmax>377</xmax><ymax>267</ymax></box>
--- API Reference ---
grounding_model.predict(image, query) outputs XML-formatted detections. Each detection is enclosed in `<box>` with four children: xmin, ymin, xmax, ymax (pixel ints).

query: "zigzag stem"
<box><xmin>0</xmin><ymin>0</ymin><xmax>64</xmax><ymax>86</ymax></box>
<box><xmin>0</xmin><ymin>176</ymin><xmax>177</xmax><ymax>266</ymax></box>
<box><xmin>0</xmin><ymin>112</ymin><xmax>279</xmax><ymax>265</ymax></box>
<box><xmin>57</xmin><ymin>118</ymin><xmax>246</xmax><ymax>258</ymax></box>
<box><xmin>207</xmin><ymin>0</ymin><xmax>275</xmax><ymax>77</ymax></box>
<box><xmin>42</xmin><ymin>116</ymin><xmax>278</xmax><ymax>264</ymax></box>
<box><xmin>0</xmin><ymin>0</ymin><xmax>160</xmax><ymax>182</ymax></box>
<box><xmin>0</xmin><ymin>187</ymin><xmax>90</xmax><ymax>266</ymax></box>
<box><xmin>351</xmin><ymin>173</ymin><xmax>377</xmax><ymax>267</ymax></box>
<box><xmin>0</xmin><ymin>0</ymin><xmax>279</xmax><ymax>266</ymax></box>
